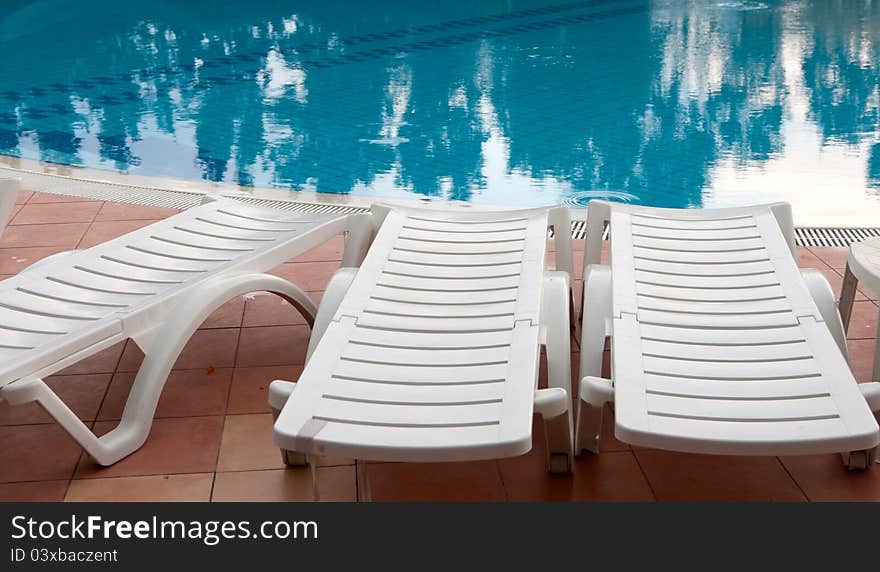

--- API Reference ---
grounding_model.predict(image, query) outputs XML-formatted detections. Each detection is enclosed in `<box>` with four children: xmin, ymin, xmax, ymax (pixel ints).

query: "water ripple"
<box><xmin>563</xmin><ymin>190</ymin><xmax>639</xmax><ymax>208</ymax></box>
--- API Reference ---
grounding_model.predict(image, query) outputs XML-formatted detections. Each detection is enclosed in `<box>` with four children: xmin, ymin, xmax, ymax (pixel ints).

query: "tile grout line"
<box><xmin>495</xmin><ymin>459</ymin><xmax>510</xmax><ymax>502</ymax></box>
<box><xmin>210</xmin><ymin>302</ymin><xmax>247</xmax><ymax>502</ymax></box>
<box><xmin>628</xmin><ymin>448</ymin><xmax>659</xmax><ymax>502</ymax></box>
<box><xmin>207</xmin><ymin>302</ymin><xmax>251</xmax><ymax>502</ymax></box>
<box><xmin>774</xmin><ymin>456</ymin><xmax>810</xmax><ymax>502</ymax></box>
<box><xmin>73</xmin><ymin>198</ymin><xmax>107</xmax><ymax>250</ymax></box>
<box><xmin>0</xmin><ymin>476</ymin><xmax>76</xmax><ymax>486</ymax></box>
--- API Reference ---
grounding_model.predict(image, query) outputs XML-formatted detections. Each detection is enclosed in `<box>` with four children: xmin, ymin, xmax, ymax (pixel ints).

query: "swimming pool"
<box><xmin>1</xmin><ymin>0</ymin><xmax>879</xmax><ymax>223</ymax></box>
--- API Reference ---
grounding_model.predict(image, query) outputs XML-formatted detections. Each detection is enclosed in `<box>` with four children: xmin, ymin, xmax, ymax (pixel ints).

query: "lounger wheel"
<box><xmin>282</xmin><ymin>450</ymin><xmax>309</xmax><ymax>467</ymax></box>
<box><xmin>549</xmin><ymin>453</ymin><xmax>572</xmax><ymax>474</ymax></box>
<box><xmin>842</xmin><ymin>449</ymin><xmax>875</xmax><ymax>470</ymax></box>
<box><xmin>577</xmin><ymin>442</ymin><xmax>599</xmax><ymax>456</ymax></box>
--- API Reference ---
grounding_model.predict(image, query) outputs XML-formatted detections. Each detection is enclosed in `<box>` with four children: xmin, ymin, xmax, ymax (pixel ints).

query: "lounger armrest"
<box><xmin>268</xmin><ymin>380</ymin><xmax>297</xmax><ymax>411</ymax></box>
<box><xmin>800</xmin><ymin>268</ymin><xmax>848</xmax><ymax>358</ymax></box>
<box><xmin>534</xmin><ymin>387</ymin><xmax>569</xmax><ymax>418</ymax></box>
<box><xmin>580</xmin><ymin>376</ymin><xmax>614</xmax><ymax>406</ymax></box>
<box><xmin>860</xmin><ymin>383</ymin><xmax>880</xmax><ymax>412</ymax></box>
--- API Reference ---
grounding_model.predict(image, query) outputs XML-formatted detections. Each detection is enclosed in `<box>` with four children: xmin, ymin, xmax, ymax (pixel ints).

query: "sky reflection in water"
<box><xmin>0</xmin><ymin>0</ymin><xmax>878</xmax><ymax>222</ymax></box>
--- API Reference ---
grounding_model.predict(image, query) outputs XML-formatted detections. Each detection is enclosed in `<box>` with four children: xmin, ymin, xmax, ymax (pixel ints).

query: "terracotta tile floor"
<box><xmin>1</xmin><ymin>191</ymin><xmax>878</xmax><ymax>502</ymax></box>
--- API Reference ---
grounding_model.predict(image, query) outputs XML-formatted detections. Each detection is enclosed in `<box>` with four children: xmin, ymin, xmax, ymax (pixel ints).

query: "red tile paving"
<box><xmin>365</xmin><ymin>461</ymin><xmax>507</xmax><ymax>502</ymax></box>
<box><xmin>10</xmin><ymin>200</ymin><xmax>103</xmax><ymax>225</ymax></box>
<box><xmin>74</xmin><ymin>416</ymin><xmax>224</xmax><ymax>479</ymax></box>
<box><xmin>97</xmin><ymin>368</ymin><xmax>233</xmax><ymax>420</ymax></box>
<box><xmin>0</xmin><ymin>480</ymin><xmax>69</xmax><ymax>502</ymax></box>
<box><xmin>211</xmin><ymin>466</ymin><xmax>356</xmax><ymax>502</ymax></box>
<box><xmin>0</xmin><ymin>245</ymin><xmax>71</xmax><ymax>274</ymax></box>
<box><xmin>633</xmin><ymin>450</ymin><xmax>807</xmax><ymax>502</ymax></box>
<box><xmin>65</xmin><ymin>473</ymin><xmax>214</xmax><ymax>502</ymax></box>
<box><xmin>0</xmin><ymin>424</ymin><xmax>84</xmax><ymax>483</ymax></box>
<box><xmin>235</xmin><ymin>325</ymin><xmax>311</xmax><ymax>366</ymax></box>
<box><xmin>0</xmin><ymin>190</ymin><xmax>878</xmax><ymax>502</ymax></box>
<box><xmin>0</xmin><ymin>221</ymin><xmax>89</xmax><ymax>248</ymax></box>
<box><xmin>226</xmin><ymin>365</ymin><xmax>303</xmax><ymax>415</ymax></box>
<box><xmin>93</xmin><ymin>202</ymin><xmax>181</xmax><ymax>222</ymax></box>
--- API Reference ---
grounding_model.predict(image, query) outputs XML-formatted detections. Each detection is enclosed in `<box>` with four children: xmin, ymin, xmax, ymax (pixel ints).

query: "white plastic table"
<box><xmin>839</xmin><ymin>237</ymin><xmax>880</xmax><ymax>382</ymax></box>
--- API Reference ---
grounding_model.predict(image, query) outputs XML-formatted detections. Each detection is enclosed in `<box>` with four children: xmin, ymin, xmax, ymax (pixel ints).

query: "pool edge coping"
<box><xmin>3</xmin><ymin>155</ymin><xmax>880</xmax><ymax>247</ymax></box>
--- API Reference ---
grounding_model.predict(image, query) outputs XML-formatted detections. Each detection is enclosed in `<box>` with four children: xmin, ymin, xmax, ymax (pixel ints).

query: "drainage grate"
<box><xmin>3</xmin><ymin>165</ymin><xmax>879</xmax><ymax>246</ymax></box>
<box><xmin>795</xmin><ymin>227</ymin><xmax>880</xmax><ymax>248</ymax></box>
<box><xmin>564</xmin><ymin>220</ymin><xmax>609</xmax><ymax>240</ymax></box>
<box><xmin>563</xmin><ymin>221</ymin><xmax>879</xmax><ymax>246</ymax></box>
<box><xmin>230</xmin><ymin>196</ymin><xmax>368</xmax><ymax>215</ymax></box>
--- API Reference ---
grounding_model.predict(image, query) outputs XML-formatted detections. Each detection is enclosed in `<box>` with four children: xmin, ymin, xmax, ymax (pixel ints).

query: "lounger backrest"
<box><xmin>583</xmin><ymin>199</ymin><xmax>796</xmax><ymax>272</ymax></box>
<box><xmin>0</xmin><ymin>201</ymin><xmax>347</xmax><ymax>387</ymax></box>
<box><xmin>335</xmin><ymin>204</ymin><xmax>554</xmax><ymax>326</ymax></box>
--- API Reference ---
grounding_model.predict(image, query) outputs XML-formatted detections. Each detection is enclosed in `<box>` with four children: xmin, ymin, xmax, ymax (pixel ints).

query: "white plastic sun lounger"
<box><xmin>576</xmin><ymin>200</ymin><xmax>880</xmax><ymax>468</ymax></box>
<box><xmin>0</xmin><ymin>179</ymin><xmax>366</xmax><ymax>465</ymax></box>
<box><xmin>271</xmin><ymin>203</ymin><xmax>576</xmax><ymax>472</ymax></box>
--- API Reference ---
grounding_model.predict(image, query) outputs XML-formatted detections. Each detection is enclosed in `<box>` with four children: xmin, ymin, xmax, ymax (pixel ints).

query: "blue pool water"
<box><xmin>0</xmin><ymin>0</ymin><xmax>879</xmax><ymax>216</ymax></box>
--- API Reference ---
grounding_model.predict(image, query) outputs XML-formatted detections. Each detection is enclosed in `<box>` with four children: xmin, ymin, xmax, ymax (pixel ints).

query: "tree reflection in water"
<box><xmin>0</xmin><ymin>0</ymin><xmax>877</xmax><ymax>217</ymax></box>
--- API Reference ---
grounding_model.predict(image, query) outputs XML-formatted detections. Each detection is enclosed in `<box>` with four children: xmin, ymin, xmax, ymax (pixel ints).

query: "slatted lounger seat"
<box><xmin>272</xmin><ymin>203</ymin><xmax>577</xmax><ymax>472</ymax></box>
<box><xmin>0</xmin><ymin>179</ymin><xmax>366</xmax><ymax>465</ymax></box>
<box><xmin>577</xmin><ymin>200</ymin><xmax>880</xmax><ymax>468</ymax></box>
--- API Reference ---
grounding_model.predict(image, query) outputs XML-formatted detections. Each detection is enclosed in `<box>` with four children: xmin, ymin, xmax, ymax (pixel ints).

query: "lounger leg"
<box><xmin>534</xmin><ymin>391</ymin><xmax>572</xmax><ymax>473</ymax></box>
<box><xmin>105</xmin><ymin>273</ymin><xmax>318</xmax><ymax>465</ymax></box>
<box><xmin>308</xmin><ymin>455</ymin><xmax>321</xmax><ymax>501</ymax></box>
<box><xmin>847</xmin><ymin>383</ymin><xmax>880</xmax><ymax>468</ymax></box>
<box><xmin>543</xmin><ymin>408</ymin><xmax>573</xmax><ymax>474</ymax></box>
<box><xmin>540</xmin><ymin>271</ymin><xmax>574</xmax><ymax>473</ymax></box>
<box><xmin>576</xmin><ymin>265</ymin><xmax>613</xmax><ymax>454</ymax></box>
<box><xmin>575</xmin><ymin>406</ymin><xmax>602</xmax><ymax>454</ymax></box>
<box><xmin>1</xmin><ymin>377</ymin><xmax>118</xmax><ymax>462</ymax></box>
<box><xmin>268</xmin><ymin>380</ymin><xmax>308</xmax><ymax>466</ymax></box>
<box><xmin>356</xmin><ymin>460</ymin><xmax>372</xmax><ymax>502</ymax></box>
<box><xmin>2</xmin><ymin>273</ymin><xmax>315</xmax><ymax>466</ymax></box>
<box><xmin>267</xmin><ymin>268</ymin><xmax>360</xmax><ymax>466</ymax></box>
<box><xmin>576</xmin><ymin>377</ymin><xmax>614</xmax><ymax>454</ymax></box>
<box><xmin>838</xmin><ymin>265</ymin><xmax>859</xmax><ymax>333</ymax></box>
